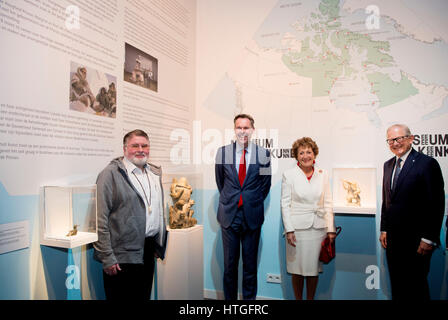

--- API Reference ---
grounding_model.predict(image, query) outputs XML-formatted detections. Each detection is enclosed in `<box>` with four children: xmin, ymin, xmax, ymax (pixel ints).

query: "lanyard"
<box><xmin>132</xmin><ymin>169</ymin><xmax>152</xmax><ymax>213</ymax></box>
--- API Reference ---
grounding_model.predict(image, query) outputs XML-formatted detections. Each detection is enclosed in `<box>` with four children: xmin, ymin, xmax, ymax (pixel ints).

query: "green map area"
<box><xmin>367</xmin><ymin>72</ymin><xmax>418</xmax><ymax>107</ymax></box>
<box><xmin>281</xmin><ymin>0</ymin><xmax>419</xmax><ymax>105</ymax></box>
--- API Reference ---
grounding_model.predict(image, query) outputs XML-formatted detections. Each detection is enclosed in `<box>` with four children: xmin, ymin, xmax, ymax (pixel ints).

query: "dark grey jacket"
<box><xmin>93</xmin><ymin>157</ymin><xmax>168</xmax><ymax>268</ymax></box>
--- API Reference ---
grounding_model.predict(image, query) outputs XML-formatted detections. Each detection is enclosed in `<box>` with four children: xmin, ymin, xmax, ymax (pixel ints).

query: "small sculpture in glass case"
<box><xmin>169</xmin><ymin>177</ymin><xmax>197</xmax><ymax>229</ymax></box>
<box><xmin>66</xmin><ymin>225</ymin><xmax>79</xmax><ymax>237</ymax></box>
<box><xmin>342</xmin><ymin>180</ymin><xmax>361</xmax><ymax>207</ymax></box>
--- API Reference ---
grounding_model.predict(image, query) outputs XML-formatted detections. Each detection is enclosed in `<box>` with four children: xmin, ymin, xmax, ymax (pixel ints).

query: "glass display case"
<box><xmin>40</xmin><ymin>185</ymin><xmax>97</xmax><ymax>248</ymax></box>
<box><xmin>332</xmin><ymin>168</ymin><xmax>377</xmax><ymax>214</ymax></box>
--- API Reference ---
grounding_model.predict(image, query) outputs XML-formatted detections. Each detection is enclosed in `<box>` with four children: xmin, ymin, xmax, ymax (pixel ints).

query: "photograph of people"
<box><xmin>124</xmin><ymin>43</ymin><xmax>158</xmax><ymax>92</ymax></box>
<box><xmin>281</xmin><ymin>137</ymin><xmax>336</xmax><ymax>300</ymax></box>
<box><xmin>69</xmin><ymin>62</ymin><xmax>117</xmax><ymax>118</ymax></box>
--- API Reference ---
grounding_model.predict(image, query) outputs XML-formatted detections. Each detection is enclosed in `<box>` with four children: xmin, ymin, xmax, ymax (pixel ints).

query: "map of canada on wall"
<box><xmin>205</xmin><ymin>0</ymin><xmax>448</xmax><ymax>130</ymax></box>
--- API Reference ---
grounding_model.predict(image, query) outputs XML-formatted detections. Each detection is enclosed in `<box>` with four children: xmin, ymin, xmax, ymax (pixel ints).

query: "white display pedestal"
<box><xmin>40</xmin><ymin>185</ymin><xmax>98</xmax><ymax>248</ymax></box>
<box><xmin>157</xmin><ymin>224</ymin><xmax>203</xmax><ymax>300</ymax></box>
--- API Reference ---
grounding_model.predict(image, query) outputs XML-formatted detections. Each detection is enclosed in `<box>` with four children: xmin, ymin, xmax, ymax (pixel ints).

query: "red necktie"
<box><xmin>238</xmin><ymin>149</ymin><xmax>246</xmax><ymax>207</ymax></box>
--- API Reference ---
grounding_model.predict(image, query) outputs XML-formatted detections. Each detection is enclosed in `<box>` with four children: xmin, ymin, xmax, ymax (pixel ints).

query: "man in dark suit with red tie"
<box><xmin>380</xmin><ymin>124</ymin><xmax>445</xmax><ymax>300</ymax></box>
<box><xmin>215</xmin><ymin>114</ymin><xmax>271</xmax><ymax>300</ymax></box>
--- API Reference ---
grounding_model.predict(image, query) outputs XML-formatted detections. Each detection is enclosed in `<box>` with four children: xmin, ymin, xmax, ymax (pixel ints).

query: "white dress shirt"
<box><xmin>123</xmin><ymin>157</ymin><xmax>160</xmax><ymax>237</ymax></box>
<box><xmin>390</xmin><ymin>147</ymin><xmax>412</xmax><ymax>189</ymax></box>
<box><xmin>235</xmin><ymin>142</ymin><xmax>253</xmax><ymax>174</ymax></box>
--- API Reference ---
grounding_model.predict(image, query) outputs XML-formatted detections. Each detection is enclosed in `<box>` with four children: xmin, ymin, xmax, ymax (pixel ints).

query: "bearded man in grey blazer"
<box><xmin>94</xmin><ymin>129</ymin><xmax>168</xmax><ymax>300</ymax></box>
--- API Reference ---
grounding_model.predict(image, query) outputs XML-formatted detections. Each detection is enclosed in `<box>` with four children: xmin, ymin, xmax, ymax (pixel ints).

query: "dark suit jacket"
<box><xmin>381</xmin><ymin>148</ymin><xmax>445</xmax><ymax>248</ymax></box>
<box><xmin>215</xmin><ymin>142</ymin><xmax>271</xmax><ymax>230</ymax></box>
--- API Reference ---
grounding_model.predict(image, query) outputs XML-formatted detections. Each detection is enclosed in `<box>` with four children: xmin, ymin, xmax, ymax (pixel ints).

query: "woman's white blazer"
<box><xmin>281</xmin><ymin>166</ymin><xmax>335</xmax><ymax>233</ymax></box>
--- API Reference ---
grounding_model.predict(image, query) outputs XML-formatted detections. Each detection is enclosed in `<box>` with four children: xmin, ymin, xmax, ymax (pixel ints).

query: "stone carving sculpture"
<box><xmin>169</xmin><ymin>177</ymin><xmax>197</xmax><ymax>229</ymax></box>
<box><xmin>66</xmin><ymin>225</ymin><xmax>79</xmax><ymax>237</ymax></box>
<box><xmin>342</xmin><ymin>179</ymin><xmax>361</xmax><ymax>207</ymax></box>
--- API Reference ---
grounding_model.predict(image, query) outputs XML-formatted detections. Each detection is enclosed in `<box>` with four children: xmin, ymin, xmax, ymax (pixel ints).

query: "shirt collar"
<box><xmin>236</xmin><ymin>142</ymin><xmax>252</xmax><ymax>154</ymax></box>
<box><xmin>397</xmin><ymin>147</ymin><xmax>412</xmax><ymax>164</ymax></box>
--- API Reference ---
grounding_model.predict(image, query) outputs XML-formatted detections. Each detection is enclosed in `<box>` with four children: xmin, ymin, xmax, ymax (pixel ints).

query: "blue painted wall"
<box><xmin>201</xmin><ymin>180</ymin><xmax>448</xmax><ymax>300</ymax></box>
<box><xmin>0</xmin><ymin>182</ymin><xmax>34</xmax><ymax>299</ymax></box>
<box><xmin>0</xmin><ymin>180</ymin><xmax>446</xmax><ymax>300</ymax></box>
<box><xmin>0</xmin><ymin>182</ymin><xmax>105</xmax><ymax>300</ymax></box>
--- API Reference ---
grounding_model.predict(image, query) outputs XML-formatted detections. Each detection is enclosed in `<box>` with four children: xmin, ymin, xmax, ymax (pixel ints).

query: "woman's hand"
<box><xmin>379</xmin><ymin>232</ymin><xmax>387</xmax><ymax>249</ymax></box>
<box><xmin>286</xmin><ymin>232</ymin><xmax>296</xmax><ymax>247</ymax></box>
<box><xmin>327</xmin><ymin>232</ymin><xmax>336</xmax><ymax>243</ymax></box>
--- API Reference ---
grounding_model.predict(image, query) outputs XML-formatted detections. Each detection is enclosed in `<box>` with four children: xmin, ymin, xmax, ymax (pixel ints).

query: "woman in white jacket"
<box><xmin>281</xmin><ymin>137</ymin><xmax>336</xmax><ymax>300</ymax></box>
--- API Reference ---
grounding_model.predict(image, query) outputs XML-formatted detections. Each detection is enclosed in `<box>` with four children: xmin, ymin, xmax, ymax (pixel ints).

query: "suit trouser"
<box><xmin>386</xmin><ymin>244</ymin><xmax>432</xmax><ymax>300</ymax></box>
<box><xmin>103</xmin><ymin>236</ymin><xmax>156</xmax><ymax>300</ymax></box>
<box><xmin>221</xmin><ymin>207</ymin><xmax>261</xmax><ymax>300</ymax></box>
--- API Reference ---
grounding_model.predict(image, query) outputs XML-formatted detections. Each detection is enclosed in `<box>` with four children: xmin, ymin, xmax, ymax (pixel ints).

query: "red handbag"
<box><xmin>319</xmin><ymin>226</ymin><xmax>342</xmax><ymax>264</ymax></box>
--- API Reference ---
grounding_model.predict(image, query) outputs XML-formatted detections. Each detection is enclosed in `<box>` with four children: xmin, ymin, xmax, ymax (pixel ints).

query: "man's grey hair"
<box><xmin>123</xmin><ymin>129</ymin><xmax>149</xmax><ymax>146</ymax></box>
<box><xmin>387</xmin><ymin>124</ymin><xmax>412</xmax><ymax>136</ymax></box>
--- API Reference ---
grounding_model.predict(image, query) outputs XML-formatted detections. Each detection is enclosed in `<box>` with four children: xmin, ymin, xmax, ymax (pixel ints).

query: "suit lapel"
<box><xmin>226</xmin><ymin>143</ymin><xmax>240</xmax><ymax>186</ymax></box>
<box><xmin>392</xmin><ymin>148</ymin><xmax>417</xmax><ymax>196</ymax></box>
<box><xmin>243</xmin><ymin>143</ymin><xmax>257</xmax><ymax>186</ymax></box>
<box><xmin>384</xmin><ymin>157</ymin><xmax>394</xmax><ymax>197</ymax></box>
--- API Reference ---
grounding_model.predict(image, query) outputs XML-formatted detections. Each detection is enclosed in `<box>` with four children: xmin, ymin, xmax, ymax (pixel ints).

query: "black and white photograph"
<box><xmin>124</xmin><ymin>42</ymin><xmax>158</xmax><ymax>92</ymax></box>
<box><xmin>69</xmin><ymin>61</ymin><xmax>117</xmax><ymax>118</ymax></box>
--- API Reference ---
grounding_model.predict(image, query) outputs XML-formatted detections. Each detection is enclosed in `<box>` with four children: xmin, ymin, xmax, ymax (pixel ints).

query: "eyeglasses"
<box><xmin>386</xmin><ymin>135</ymin><xmax>409</xmax><ymax>145</ymax></box>
<box><xmin>127</xmin><ymin>143</ymin><xmax>149</xmax><ymax>150</ymax></box>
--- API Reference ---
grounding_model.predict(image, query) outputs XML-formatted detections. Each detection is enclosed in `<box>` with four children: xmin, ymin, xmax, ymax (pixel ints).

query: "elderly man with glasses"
<box><xmin>94</xmin><ymin>129</ymin><xmax>168</xmax><ymax>300</ymax></box>
<box><xmin>380</xmin><ymin>124</ymin><xmax>445</xmax><ymax>300</ymax></box>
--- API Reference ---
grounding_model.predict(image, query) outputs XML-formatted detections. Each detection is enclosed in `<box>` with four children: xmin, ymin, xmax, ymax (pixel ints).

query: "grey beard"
<box><xmin>130</xmin><ymin>156</ymin><xmax>148</xmax><ymax>167</ymax></box>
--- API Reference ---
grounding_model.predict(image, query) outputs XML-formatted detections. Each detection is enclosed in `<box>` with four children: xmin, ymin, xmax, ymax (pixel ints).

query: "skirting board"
<box><xmin>203</xmin><ymin>289</ymin><xmax>282</xmax><ymax>300</ymax></box>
